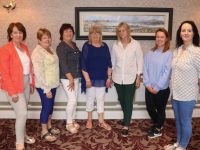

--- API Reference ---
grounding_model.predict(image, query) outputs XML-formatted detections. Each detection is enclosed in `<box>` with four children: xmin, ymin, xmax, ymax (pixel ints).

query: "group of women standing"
<box><xmin>0</xmin><ymin>20</ymin><xmax>199</xmax><ymax>150</ymax></box>
<box><xmin>144</xmin><ymin>21</ymin><xmax>200</xmax><ymax>150</ymax></box>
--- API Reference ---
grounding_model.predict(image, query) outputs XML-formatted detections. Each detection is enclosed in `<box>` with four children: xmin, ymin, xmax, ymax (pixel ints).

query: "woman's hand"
<box><xmin>198</xmin><ymin>78</ymin><xmax>200</xmax><ymax>93</ymax></box>
<box><xmin>151</xmin><ymin>88</ymin><xmax>158</xmax><ymax>94</ymax></box>
<box><xmin>86</xmin><ymin>80</ymin><xmax>92</xmax><ymax>88</ymax></box>
<box><xmin>12</xmin><ymin>94</ymin><xmax>19</xmax><ymax>103</ymax></box>
<box><xmin>146</xmin><ymin>86</ymin><xmax>158</xmax><ymax>94</ymax></box>
<box><xmin>68</xmin><ymin>79</ymin><xmax>75</xmax><ymax>91</ymax></box>
<box><xmin>135</xmin><ymin>76</ymin><xmax>141</xmax><ymax>88</ymax></box>
<box><xmin>46</xmin><ymin>91</ymin><xmax>52</xmax><ymax>99</ymax></box>
<box><xmin>82</xmin><ymin>70</ymin><xmax>91</xmax><ymax>88</ymax></box>
<box><xmin>30</xmin><ymin>86</ymin><xmax>34</xmax><ymax>94</ymax></box>
<box><xmin>106</xmin><ymin>79</ymin><xmax>112</xmax><ymax>88</ymax></box>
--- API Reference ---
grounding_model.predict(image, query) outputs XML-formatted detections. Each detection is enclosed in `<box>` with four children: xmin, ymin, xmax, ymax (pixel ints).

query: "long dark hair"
<box><xmin>176</xmin><ymin>20</ymin><xmax>199</xmax><ymax>48</ymax></box>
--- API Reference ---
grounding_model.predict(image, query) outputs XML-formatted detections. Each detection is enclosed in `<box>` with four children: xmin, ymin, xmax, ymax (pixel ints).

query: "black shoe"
<box><xmin>147</xmin><ymin>125</ymin><xmax>163</xmax><ymax>134</ymax></box>
<box><xmin>148</xmin><ymin>128</ymin><xmax>162</xmax><ymax>139</ymax></box>
<box><xmin>147</xmin><ymin>125</ymin><xmax>156</xmax><ymax>134</ymax></box>
<box><xmin>121</xmin><ymin>128</ymin><xmax>128</xmax><ymax>137</ymax></box>
<box><xmin>117</xmin><ymin>120</ymin><xmax>124</xmax><ymax>126</ymax></box>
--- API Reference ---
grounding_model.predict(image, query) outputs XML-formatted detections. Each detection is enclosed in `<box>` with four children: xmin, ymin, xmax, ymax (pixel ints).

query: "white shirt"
<box><xmin>171</xmin><ymin>44</ymin><xmax>200</xmax><ymax>101</ymax></box>
<box><xmin>111</xmin><ymin>38</ymin><xmax>143</xmax><ymax>84</ymax></box>
<box><xmin>15</xmin><ymin>46</ymin><xmax>30</xmax><ymax>75</ymax></box>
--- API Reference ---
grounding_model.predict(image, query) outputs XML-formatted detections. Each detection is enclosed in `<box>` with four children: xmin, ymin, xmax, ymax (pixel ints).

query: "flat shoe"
<box><xmin>48</xmin><ymin>127</ymin><xmax>60</xmax><ymax>135</ymax></box>
<box><xmin>66</xmin><ymin>124</ymin><xmax>78</xmax><ymax>133</ymax></box>
<box><xmin>175</xmin><ymin>146</ymin><xmax>186</xmax><ymax>150</ymax></box>
<box><xmin>24</xmin><ymin>135</ymin><xmax>35</xmax><ymax>144</ymax></box>
<box><xmin>98</xmin><ymin>121</ymin><xmax>112</xmax><ymax>131</ymax></box>
<box><xmin>121</xmin><ymin>128</ymin><xmax>128</xmax><ymax>137</ymax></box>
<box><xmin>41</xmin><ymin>132</ymin><xmax>57</xmax><ymax>142</ymax></box>
<box><xmin>86</xmin><ymin>121</ymin><xmax>93</xmax><ymax>129</ymax></box>
<box><xmin>164</xmin><ymin>143</ymin><xmax>178</xmax><ymax>150</ymax></box>
<box><xmin>73</xmin><ymin>121</ymin><xmax>80</xmax><ymax>130</ymax></box>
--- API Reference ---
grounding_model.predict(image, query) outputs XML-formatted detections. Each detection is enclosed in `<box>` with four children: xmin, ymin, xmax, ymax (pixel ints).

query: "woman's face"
<box><xmin>180</xmin><ymin>23</ymin><xmax>194</xmax><ymax>44</ymax></box>
<box><xmin>11</xmin><ymin>26</ymin><xmax>23</xmax><ymax>43</ymax></box>
<box><xmin>63</xmin><ymin>29</ymin><xmax>74</xmax><ymax>42</ymax></box>
<box><xmin>155</xmin><ymin>31</ymin><xmax>167</xmax><ymax>48</ymax></box>
<box><xmin>91</xmin><ymin>32</ymin><xmax>101</xmax><ymax>43</ymax></box>
<box><xmin>118</xmin><ymin>26</ymin><xmax>129</xmax><ymax>40</ymax></box>
<box><xmin>38</xmin><ymin>34</ymin><xmax>51</xmax><ymax>49</ymax></box>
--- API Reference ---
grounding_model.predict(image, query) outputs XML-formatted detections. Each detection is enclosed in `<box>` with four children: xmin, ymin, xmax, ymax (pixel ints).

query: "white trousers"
<box><xmin>61</xmin><ymin>79</ymin><xmax>79</xmax><ymax>124</ymax></box>
<box><xmin>7</xmin><ymin>75</ymin><xmax>30</xmax><ymax>146</ymax></box>
<box><xmin>86</xmin><ymin>87</ymin><xmax>106</xmax><ymax>113</ymax></box>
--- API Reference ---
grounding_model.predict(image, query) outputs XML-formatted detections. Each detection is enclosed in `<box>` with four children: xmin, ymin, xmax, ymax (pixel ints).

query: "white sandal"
<box><xmin>164</xmin><ymin>142</ymin><xmax>179</xmax><ymax>150</ymax></box>
<box><xmin>175</xmin><ymin>146</ymin><xmax>186</xmax><ymax>150</ymax></box>
<box><xmin>66</xmin><ymin>123</ymin><xmax>78</xmax><ymax>133</ymax></box>
<box><xmin>73</xmin><ymin>121</ymin><xmax>80</xmax><ymax>130</ymax></box>
<box><xmin>24</xmin><ymin>135</ymin><xmax>36</xmax><ymax>144</ymax></box>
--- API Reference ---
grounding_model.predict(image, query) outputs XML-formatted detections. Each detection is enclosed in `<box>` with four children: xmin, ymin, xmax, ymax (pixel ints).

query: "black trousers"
<box><xmin>145</xmin><ymin>87</ymin><xmax>170</xmax><ymax>129</ymax></box>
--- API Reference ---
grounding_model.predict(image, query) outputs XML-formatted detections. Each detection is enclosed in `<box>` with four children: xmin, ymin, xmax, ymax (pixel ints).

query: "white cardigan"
<box><xmin>31</xmin><ymin>44</ymin><xmax>59</xmax><ymax>93</ymax></box>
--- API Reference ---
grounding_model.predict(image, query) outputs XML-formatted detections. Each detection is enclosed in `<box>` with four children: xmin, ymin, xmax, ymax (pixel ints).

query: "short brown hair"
<box><xmin>88</xmin><ymin>25</ymin><xmax>103</xmax><ymax>45</ymax></box>
<box><xmin>7</xmin><ymin>22</ymin><xmax>26</xmax><ymax>41</ymax></box>
<box><xmin>116</xmin><ymin>22</ymin><xmax>131</xmax><ymax>41</ymax></box>
<box><xmin>59</xmin><ymin>23</ymin><xmax>74</xmax><ymax>41</ymax></box>
<box><xmin>37</xmin><ymin>28</ymin><xmax>51</xmax><ymax>41</ymax></box>
<box><xmin>152</xmin><ymin>28</ymin><xmax>170</xmax><ymax>53</ymax></box>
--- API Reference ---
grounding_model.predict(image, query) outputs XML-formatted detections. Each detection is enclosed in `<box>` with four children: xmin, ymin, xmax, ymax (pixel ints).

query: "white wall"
<box><xmin>0</xmin><ymin>0</ymin><xmax>200</xmax><ymax>119</ymax></box>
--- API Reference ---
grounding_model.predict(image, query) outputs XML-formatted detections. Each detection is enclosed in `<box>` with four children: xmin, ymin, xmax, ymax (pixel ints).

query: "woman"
<box><xmin>32</xmin><ymin>28</ymin><xmax>60</xmax><ymax>142</ymax></box>
<box><xmin>111</xmin><ymin>22</ymin><xmax>143</xmax><ymax>137</ymax></box>
<box><xmin>0</xmin><ymin>22</ymin><xmax>35</xmax><ymax>150</ymax></box>
<box><xmin>143</xmin><ymin>28</ymin><xmax>172</xmax><ymax>139</ymax></box>
<box><xmin>56</xmin><ymin>24</ymin><xmax>81</xmax><ymax>134</ymax></box>
<box><xmin>164</xmin><ymin>21</ymin><xmax>200</xmax><ymax>150</ymax></box>
<box><xmin>81</xmin><ymin>25</ymin><xmax>112</xmax><ymax>130</ymax></box>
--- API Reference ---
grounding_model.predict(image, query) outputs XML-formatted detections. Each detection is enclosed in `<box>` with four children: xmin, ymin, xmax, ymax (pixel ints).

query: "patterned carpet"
<box><xmin>0</xmin><ymin>118</ymin><xmax>200</xmax><ymax>150</ymax></box>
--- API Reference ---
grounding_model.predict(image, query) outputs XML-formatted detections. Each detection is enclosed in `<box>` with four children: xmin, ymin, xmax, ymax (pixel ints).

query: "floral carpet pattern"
<box><xmin>0</xmin><ymin>118</ymin><xmax>200</xmax><ymax>150</ymax></box>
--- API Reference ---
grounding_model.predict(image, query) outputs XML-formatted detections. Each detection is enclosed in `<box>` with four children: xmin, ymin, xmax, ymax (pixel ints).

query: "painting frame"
<box><xmin>75</xmin><ymin>7</ymin><xmax>173</xmax><ymax>40</ymax></box>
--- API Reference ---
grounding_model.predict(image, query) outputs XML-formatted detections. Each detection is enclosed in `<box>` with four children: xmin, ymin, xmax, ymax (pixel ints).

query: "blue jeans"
<box><xmin>172</xmin><ymin>99</ymin><xmax>196</xmax><ymax>148</ymax></box>
<box><xmin>36</xmin><ymin>88</ymin><xmax>57</xmax><ymax>124</ymax></box>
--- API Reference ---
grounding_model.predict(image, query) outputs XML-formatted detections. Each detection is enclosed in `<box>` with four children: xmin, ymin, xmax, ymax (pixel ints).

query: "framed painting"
<box><xmin>75</xmin><ymin>7</ymin><xmax>173</xmax><ymax>40</ymax></box>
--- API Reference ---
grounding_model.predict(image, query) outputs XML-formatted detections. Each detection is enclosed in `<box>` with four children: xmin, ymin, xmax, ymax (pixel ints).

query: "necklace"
<box><xmin>182</xmin><ymin>45</ymin><xmax>187</xmax><ymax>50</ymax></box>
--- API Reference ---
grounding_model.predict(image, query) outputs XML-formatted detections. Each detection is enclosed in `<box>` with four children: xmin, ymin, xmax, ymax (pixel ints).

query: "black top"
<box><xmin>56</xmin><ymin>41</ymin><xmax>81</xmax><ymax>79</ymax></box>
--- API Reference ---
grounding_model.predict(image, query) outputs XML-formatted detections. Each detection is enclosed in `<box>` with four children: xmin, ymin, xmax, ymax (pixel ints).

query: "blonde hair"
<box><xmin>88</xmin><ymin>25</ymin><xmax>103</xmax><ymax>45</ymax></box>
<box><xmin>37</xmin><ymin>28</ymin><xmax>51</xmax><ymax>41</ymax></box>
<box><xmin>116</xmin><ymin>22</ymin><xmax>131</xmax><ymax>41</ymax></box>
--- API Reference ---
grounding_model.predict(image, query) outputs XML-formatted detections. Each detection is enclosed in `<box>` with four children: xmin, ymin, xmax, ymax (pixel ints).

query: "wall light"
<box><xmin>3</xmin><ymin>0</ymin><xmax>16</xmax><ymax>12</ymax></box>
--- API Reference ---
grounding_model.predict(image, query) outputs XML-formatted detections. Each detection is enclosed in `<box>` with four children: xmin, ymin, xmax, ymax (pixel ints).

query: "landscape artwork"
<box><xmin>75</xmin><ymin>7</ymin><xmax>173</xmax><ymax>40</ymax></box>
<box><xmin>80</xmin><ymin>12</ymin><xmax>168</xmax><ymax>36</ymax></box>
